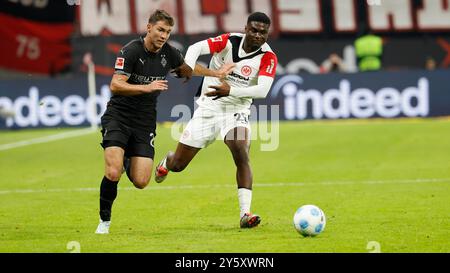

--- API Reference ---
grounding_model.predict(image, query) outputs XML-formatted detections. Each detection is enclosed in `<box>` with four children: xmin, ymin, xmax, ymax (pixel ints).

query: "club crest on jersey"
<box><xmin>161</xmin><ymin>55</ymin><xmax>167</xmax><ymax>67</ymax></box>
<box><xmin>241</xmin><ymin>65</ymin><xmax>252</xmax><ymax>76</ymax></box>
<box><xmin>115</xmin><ymin>57</ymin><xmax>124</xmax><ymax>69</ymax></box>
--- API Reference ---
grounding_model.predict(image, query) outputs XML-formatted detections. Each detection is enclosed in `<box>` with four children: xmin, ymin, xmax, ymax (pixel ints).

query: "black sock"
<box><xmin>99</xmin><ymin>176</ymin><xmax>118</xmax><ymax>221</ymax></box>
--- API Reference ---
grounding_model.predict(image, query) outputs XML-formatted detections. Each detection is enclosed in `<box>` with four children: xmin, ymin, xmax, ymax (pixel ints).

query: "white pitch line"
<box><xmin>0</xmin><ymin>178</ymin><xmax>449</xmax><ymax>195</ymax></box>
<box><xmin>0</xmin><ymin>128</ymin><xmax>97</xmax><ymax>151</ymax></box>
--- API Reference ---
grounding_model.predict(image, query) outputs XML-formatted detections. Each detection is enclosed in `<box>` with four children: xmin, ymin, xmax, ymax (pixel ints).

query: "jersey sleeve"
<box><xmin>169</xmin><ymin>45</ymin><xmax>185</xmax><ymax>69</ymax></box>
<box><xmin>229</xmin><ymin>76</ymin><xmax>274</xmax><ymax>99</ymax></box>
<box><xmin>207</xmin><ymin>33</ymin><xmax>230</xmax><ymax>54</ymax></box>
<box><xmin>114</xmin><ymin>45</ymin><xmax>138</xmax><ymax>76</ymax></box>
<box><xmin>258</xmin><ymin>51</ymin><xmax>278</xmax><ymax>78</ymax></box>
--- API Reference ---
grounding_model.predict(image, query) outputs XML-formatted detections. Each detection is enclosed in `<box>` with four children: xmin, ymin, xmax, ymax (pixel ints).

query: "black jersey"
<box><xmin>104</xmin><ymin>36</ymin><xmax>184</xmax><ymax>129</ymax></box>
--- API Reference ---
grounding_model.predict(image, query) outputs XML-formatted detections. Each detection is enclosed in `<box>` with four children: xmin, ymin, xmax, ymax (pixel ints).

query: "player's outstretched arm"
<box><xmin>110</xmin><ymin>74</ymin><xmax>168</xmax><ymax>96</ymax></box>
<box><xmin>172</xmin><ymin>62</ymin><xmax>234</xmax><ymax>81</ymax></box>
<box><xmin>184</xmin><ymin>34</ymin><xmax>231</xmax><ymax>78</ymax></box>
<box><xmin>193</xmin><ymin>63</ymin><xmax>235</xmax><ymax>78</ymax></box>
<box><xmin>184</xmin><ymin>40</ymin><xmax>211</xmax><ymax>69</ymax></box>
<box><xmin>205</xmin><ymin>75</ymin><xmax>274</xmax><ymax>100</ymax></box>
<box><xmin>171</xmin><ymin>63</ymin><xmax>193</xmax><ymax>82</ymax></box>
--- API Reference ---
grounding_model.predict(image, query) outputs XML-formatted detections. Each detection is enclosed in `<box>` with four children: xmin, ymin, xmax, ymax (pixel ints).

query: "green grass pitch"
<box><xmin>0</xmin><ymin>118</ymin><xmax>449</xmax><ymax>253</ymax></box>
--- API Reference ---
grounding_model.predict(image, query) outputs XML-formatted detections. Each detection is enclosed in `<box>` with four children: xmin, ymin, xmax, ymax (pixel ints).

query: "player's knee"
<box><xmin>105</xmin><ymin>167</ymin><xmax>122</xmax><ymax>181</ymax></box>
<box><xmin>133</xmin><ymin>182</ymin><xmax>148</xmax><ymax>189</ymax></box>
<box><xmin>235</xmin><ymin>155</ymin><xmax>249</xmax><ymax>167</ymax></box>
<box><xmin>132</xmin><ymin>177</ymin><xmax>150</xmax><ymax>189</ymax></box>
<box><xmin>231</xmin><ymin>145</ymin><xmax>249</xmax><ymax>165</ymax></box>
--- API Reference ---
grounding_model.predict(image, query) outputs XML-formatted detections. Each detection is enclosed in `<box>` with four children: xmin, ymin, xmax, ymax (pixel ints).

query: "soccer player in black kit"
<box><xmin>96</xmin><ymin>10</ymin><xmax>234</xmax><ymax>234</ymax></box>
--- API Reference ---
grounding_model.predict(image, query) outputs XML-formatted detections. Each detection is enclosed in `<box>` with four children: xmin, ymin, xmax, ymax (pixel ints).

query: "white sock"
<box><xmin>238</xmin><ymin>188</ymin><xmax>252</xmax><ymax>218</ymax></box>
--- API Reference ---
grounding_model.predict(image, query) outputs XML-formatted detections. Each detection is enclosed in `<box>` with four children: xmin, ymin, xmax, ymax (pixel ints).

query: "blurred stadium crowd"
<box><xmin>1</xmin><ymin>0</ymin><xmax>449</xmax><ymax>77</ymax></box>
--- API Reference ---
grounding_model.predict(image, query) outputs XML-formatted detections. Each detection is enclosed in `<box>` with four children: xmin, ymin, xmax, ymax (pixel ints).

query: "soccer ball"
<box><xmin>293</xmin><ymin>205</ymin><xmax>326</xmax><ymax>237</ymax></box>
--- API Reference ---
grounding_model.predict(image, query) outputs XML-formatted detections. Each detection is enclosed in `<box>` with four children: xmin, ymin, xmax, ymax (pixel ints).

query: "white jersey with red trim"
<box><xmin>197</xmin><ymin>33</ymin><xmax>277</xmax><ymax>111</ymax></box>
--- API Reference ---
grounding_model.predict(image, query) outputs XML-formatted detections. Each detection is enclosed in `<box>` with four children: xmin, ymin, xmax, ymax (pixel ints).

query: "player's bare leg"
<box><xmin>127</xmin><ymin>157</ymin><xmax>154</xmax><ymax>189</ymax></box>
<box><xmin>224</xmin><ymin>127</ymin><xmax>261</xmax><ymax>228</ymax></box>
<box><xmin>96</xmin><ymin>147</ymin><xmax>124</xmax><ymax>234</ymax></box>
<box><xmin>104</xmin><ymin>147</ymin><xmax>125</xmax><ymax>182</ymax></box>
<box><xmin>155</xmin><ymin>143</ymin><xmax>200</xmax><ymax>183</ymax></box>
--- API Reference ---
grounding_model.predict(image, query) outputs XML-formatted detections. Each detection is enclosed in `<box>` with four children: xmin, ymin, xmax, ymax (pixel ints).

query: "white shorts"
<box><xmin>180</xmin><ymin>107</ymin><xmax>251</xmax><ymax>148</ymax></box>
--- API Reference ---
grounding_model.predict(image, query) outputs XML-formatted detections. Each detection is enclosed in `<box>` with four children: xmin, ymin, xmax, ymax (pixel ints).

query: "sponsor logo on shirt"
<box><xmin>129</xmin><ymin>74</ymin><xmax>166</xmax><ymax>84</ymax></box>
<box><xmin>229</xmin><ymin>71</ymin><xmax>249</xmax><ymax>81</ymax></box>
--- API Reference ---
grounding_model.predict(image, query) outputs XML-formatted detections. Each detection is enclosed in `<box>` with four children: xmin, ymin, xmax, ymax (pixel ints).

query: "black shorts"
<box><xmin>100</xmin><ymin>117</ymin><xmax>156</xmax><ymax>159</ymax></box>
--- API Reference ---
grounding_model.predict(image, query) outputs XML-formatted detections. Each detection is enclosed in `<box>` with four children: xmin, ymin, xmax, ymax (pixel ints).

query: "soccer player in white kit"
<box><xmin>155</xmin><ymin>12</ymin><xmax>277</xmax><ymax>228</ymax></box>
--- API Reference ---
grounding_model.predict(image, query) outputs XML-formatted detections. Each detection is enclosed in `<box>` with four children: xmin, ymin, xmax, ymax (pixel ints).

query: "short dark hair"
<box><xmin>247</xmin><ymin>12</ymin><xmax>271</xmax><ymax>25</ymax></box>
<box><xmin>148</xmin><ymin>9</ymin><xmax>174</xmax><ymax>26</ymax></box>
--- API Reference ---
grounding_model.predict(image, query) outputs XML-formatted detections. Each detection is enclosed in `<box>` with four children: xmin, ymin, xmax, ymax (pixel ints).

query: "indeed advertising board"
<box><xmin>1</xmin><ymin>70</ymin><xmax>449</xmax><ymax>129</ymax></box>
<box><xmin>0</xmin><ymin>75</ymin><xmax>199</xmax><ymax>129</ymax></box>
<box><xmin>0</xmin><ymin>77</ymin><xmax>111</xmax><ymax>129</ymax></box>
<box><xmin>264</xmin><ymin>70</ymin><xmax>450</xmax><ymax>121</ymax></box>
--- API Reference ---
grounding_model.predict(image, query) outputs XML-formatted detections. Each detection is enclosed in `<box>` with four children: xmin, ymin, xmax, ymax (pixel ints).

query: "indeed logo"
<box><xmin>0</xmin><ymin>85</ymin><xmax>111</xmax><ymax>128</ymax></box>
<box><xmin>271</xmin><ymin>75</ymin><xmax>429</xmax><ymax>120</ymax></box>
